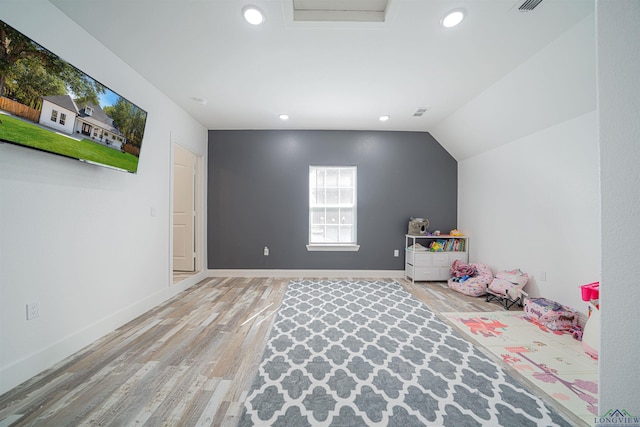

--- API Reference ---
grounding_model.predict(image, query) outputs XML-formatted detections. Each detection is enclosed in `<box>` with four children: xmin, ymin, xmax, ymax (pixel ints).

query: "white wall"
<box><xmin>458</xmin><ymin>112</ymin><xmax>600</xmax><ymax>313</ymax></box>
<box><xmin>0</xmin><ymin>2</ymin><xmax>208</xmax><ymax>394</ymax></box>
<box><xmin>436</xmin><ymin>8</ymin><xmax>600</xmax><ymax>315</ymax></box>
<box><xmin>432</xmin><ymin>12</ymin><xmax>596</xmax><ymax>161</ymax></box>
<box><xmin>597</xmin><ymin>0</ymin><xmax>640</xmax><ymax>414</ymax></box>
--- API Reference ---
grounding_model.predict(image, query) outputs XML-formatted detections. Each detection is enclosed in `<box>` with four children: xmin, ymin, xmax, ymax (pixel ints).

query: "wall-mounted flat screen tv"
<box><xmin>0</xmin><ymin>19</ymin><xmax>148</xmax><ymax>174</ymax></box>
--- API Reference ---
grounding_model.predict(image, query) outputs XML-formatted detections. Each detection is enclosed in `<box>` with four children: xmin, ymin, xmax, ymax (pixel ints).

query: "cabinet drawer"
<box><xmin>438</xmin><ymin>266</ymin><xmax>451</xmax><ymax>280</ymax></box>
<box><xmin>431</xmin><ymin>253</ymin><xmax>450</xmax><ymax>267</ymax></box>
<box><xmin>406</xmin><ymin>265</ymin><xmax>440</xmax><ymax>281</ymax></box>
<box><xmin>449</xmin><ymin>252</ymin><xmax>468</xmax><ymax>263</ymax></box>
<box><xmin>405</xmin><ymin>250</ymin><xmax>432</xmax><ymax>266</ymax></box>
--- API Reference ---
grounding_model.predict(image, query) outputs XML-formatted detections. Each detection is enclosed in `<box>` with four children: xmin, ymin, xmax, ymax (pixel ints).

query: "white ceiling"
<box><xmin>49</xmin><ymin>0</ymin><xmax>594</xmax><ymax>145</ymax></box>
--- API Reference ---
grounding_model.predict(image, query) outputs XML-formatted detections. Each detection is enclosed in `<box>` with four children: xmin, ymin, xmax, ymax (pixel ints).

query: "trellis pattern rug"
<box><xmin>239</xmin><ymin>280</ymin><xmax>571</xmax><ymax>426</ymax></box>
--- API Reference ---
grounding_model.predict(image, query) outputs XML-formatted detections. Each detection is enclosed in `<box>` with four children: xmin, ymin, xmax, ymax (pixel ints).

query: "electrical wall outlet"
<box><xmin>264</xmin><ymin>246</ymin><xmax>269</xmax><ymax>256</ymax></box>
<box><xmin>26</xmin><ymin>302</ymin><xmax>40</xmax><ymax>320</ymax></box>
<box><xmin>394</xmin><ymin>249</ymin><xmax>399</xmax><ymax>257</ymax></box>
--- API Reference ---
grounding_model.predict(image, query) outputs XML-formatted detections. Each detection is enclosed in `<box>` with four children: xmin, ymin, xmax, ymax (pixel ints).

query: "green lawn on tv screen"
<box><xmin>0</xmin><ymin>114</ymin><xmax>139</xmax><ymax>173</ymax></box>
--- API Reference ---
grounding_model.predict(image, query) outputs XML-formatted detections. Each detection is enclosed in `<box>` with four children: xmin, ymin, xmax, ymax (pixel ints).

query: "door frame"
<box><xmin>170</xmin><ymin>138</ymin><xmax>204</xmax><ymax>284</ymax></box>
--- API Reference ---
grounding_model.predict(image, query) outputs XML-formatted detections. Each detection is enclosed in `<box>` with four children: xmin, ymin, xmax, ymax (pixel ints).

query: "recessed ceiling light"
<box><xmin>279</xmin><ymin>114</ymin><xmax>289</xmax><ymax>120</ymax></box>
<box><xmin>441</xmin><ymin>9</ymin><xmax>465</xmax><ymax>28</ymax></box>
<box><xmin>243</xmin><ymin>6</ymin><xmax>265</xmax><ymax>25</ymax></box>
<box><xmin>379</xmin><ymin>115</ymin><xmax>390</xmax><ymax>122</ymax></box>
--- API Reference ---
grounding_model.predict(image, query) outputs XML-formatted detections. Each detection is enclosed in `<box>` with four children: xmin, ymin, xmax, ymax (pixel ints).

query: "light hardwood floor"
<box><xmin>0</xmin><ymin>277</ymin><xmax>582</xmax><ymax>426</ymax></box>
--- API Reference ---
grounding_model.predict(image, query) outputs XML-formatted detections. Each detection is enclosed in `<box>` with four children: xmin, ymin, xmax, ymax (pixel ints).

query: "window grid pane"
<box><xmin>326</xmin><ymin>188</ymin><xmax>339</xmax><ymax>204</ymax></box>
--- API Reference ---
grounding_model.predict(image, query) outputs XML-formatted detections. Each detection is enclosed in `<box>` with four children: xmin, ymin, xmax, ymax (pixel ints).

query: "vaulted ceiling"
<box><xmin>49</xmin><ymin>0</ymin><xmax>594</xmax><ymax>158</ymax></box>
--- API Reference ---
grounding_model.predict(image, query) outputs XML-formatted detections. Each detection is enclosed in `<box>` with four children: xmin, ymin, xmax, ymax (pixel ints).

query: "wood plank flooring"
<box><xmin>0</xmin><ymin>277</ymin><xmax>582</xmax><ymax>427</ymax></box>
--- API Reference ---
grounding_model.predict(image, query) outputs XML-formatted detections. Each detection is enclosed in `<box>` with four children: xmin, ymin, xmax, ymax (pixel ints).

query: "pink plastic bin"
<box><xmin>580</xmin><ymin>282</ymin><xmax>600</xmax><ymax>301</ymax></box>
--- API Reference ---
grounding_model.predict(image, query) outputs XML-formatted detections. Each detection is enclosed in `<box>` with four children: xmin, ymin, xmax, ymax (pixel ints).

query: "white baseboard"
<box><xmin>173</xmin><ymin>270</ymin><xmax>209</xmax><ymax>289</ymax></box>
<box><xmin>0</xmin><ymin>270</ymin><xmax>208</xmax><ymax>395</ymax></box>
<box><xmin>208</xmin><ymin>269</ymin><xmax>405</xmax><ymax>279</ymax></box>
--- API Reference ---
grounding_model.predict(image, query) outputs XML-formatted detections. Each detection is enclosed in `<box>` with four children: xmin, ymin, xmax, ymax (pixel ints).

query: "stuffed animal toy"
<box><xmin>407</xmin><ymin>217</ymin><xmax>429</xmax><ymax>235</ymax></box>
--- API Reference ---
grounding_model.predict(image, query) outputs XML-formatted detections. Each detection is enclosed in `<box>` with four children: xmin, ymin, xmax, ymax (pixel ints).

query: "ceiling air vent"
<box><xmin>293</xmin><ymin>0</ymin><xmax>389</xmax><ymax>22</ymax></box>
<box><xmin>518</xmin><ymin>0</ymin><xmax>543</xmax><ymax>12</ymax></box>
<box><xmin>413</xmin><ymin>107</ymin><xmax>430</xmax><ymax>117</ymax></box>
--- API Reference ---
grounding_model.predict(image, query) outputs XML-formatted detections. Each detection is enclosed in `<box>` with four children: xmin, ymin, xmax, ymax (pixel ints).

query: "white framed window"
<box><xmin>50</xmin><ymin>110</ymin><xmax>58</xmax><ymax>122</ymax></box>
<box><xmin>307</xmin><ymin>166</ymin><xmax>359</xmax><ymax>251</ymax></box>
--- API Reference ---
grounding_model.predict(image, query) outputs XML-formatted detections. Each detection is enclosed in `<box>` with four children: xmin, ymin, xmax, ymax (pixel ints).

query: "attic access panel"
<box><xmin>293</xmin><ymin>0</ymin><xmax>389</xmax><ymax>22</ymax></box>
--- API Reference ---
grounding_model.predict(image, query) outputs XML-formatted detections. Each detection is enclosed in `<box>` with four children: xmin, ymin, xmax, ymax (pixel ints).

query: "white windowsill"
<box><xmin>306</xmin><ymin>244</ymin><xmax>360</xmax><ymax>252</ymax></box>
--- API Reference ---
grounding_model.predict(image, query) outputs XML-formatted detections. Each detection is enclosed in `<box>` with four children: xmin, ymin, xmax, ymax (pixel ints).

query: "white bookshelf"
<box><xmin>405</xmin><ymin>234</ymin><xmax>469</xmax><ymax>282</ymax></box>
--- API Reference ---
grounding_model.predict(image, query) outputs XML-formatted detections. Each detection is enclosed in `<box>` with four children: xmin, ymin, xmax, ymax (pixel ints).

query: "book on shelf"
<box><xmin>406</xmin><ymin>236</ymin><xmax>467</xmax><ymax>252</ymax></box>
<box><xmin>416</xmin><ymin>239</ymin><xmax>466</xmax><ymax>252</ymax></box>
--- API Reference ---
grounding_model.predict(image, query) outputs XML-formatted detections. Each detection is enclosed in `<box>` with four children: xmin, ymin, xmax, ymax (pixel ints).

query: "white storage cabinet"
<box><xmin>405</xmin><ymin>234</ymin><xmax>469</xmax><ymax>282</ymax></box>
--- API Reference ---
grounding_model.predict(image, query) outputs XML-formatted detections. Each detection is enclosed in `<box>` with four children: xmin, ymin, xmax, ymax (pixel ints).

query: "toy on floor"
<box><xmin>450</xmin><ymin>259</ymin><xmax>477</xmax><ymax>278</ymax></box>
<box><xmin>523</xmin><ymin>297</ymin><xmax>579</xmax><ymax>331</ymax></box>
<box><xmin>581</xmin><ymin>281</ymin><xmax>600</xmax><ymax>359</ymax></box>
<box><xmin>580</xmin><ymin>282</ymin><xmax>600</xmax><ymax>302</ymax></box>
<box><xmin>448</xmin><ymin>260</ymin><xmax>494</xmax><ymax>297</ymax></box>
<box><xmin>568</xmin><ymin>324</ymin><xmax>583</xmax><ymax>341</ymax></box>
<box><xmin>485</xmin><ymin>268</ymin><xmax>529</xmax><ymax>310</ymax></box>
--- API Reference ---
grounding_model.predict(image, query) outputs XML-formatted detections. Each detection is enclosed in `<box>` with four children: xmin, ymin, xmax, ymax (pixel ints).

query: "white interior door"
<box><xmin>173</xmin><ymin>144</ymin><xmax>196</xmax><ymax>272</ymax></box>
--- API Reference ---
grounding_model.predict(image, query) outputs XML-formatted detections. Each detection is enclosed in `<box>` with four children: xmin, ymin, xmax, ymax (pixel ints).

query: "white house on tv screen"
<box><xmin>39</xmin><ymin>94</ymin><xmax>126</xmax><ymax>150</ymax></box>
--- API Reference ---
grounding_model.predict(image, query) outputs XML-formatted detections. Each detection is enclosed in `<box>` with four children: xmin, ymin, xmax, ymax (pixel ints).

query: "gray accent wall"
<box><xmin>207</xmin><ymin>130</ymin><xmax>457</xmax><ymax>270</ymax></box>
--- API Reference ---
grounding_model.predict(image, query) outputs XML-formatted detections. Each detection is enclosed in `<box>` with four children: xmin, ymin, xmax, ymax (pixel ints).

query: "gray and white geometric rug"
<box><xmin>239</xmin><ymin>280</ymin><xmax>571</xmax><ymax>426</ymax></box>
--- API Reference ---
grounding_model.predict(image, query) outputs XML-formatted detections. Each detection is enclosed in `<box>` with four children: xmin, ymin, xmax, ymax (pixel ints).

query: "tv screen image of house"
<box><xmin>0</xmin><ymin>19</ymin><xmax>148</xmax><ymax>174</ymax></box>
